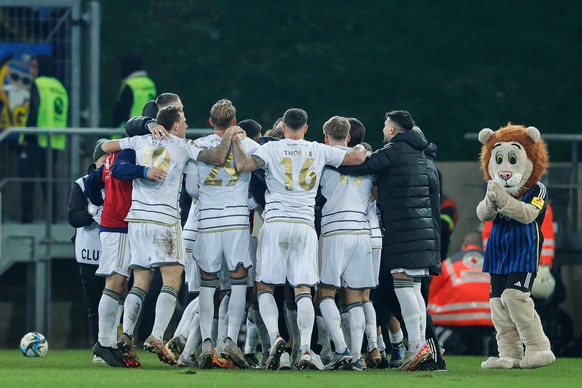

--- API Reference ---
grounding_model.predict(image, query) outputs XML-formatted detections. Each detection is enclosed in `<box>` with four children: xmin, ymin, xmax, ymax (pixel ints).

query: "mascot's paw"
<box><xmin>486</xmin><ymin>181</ymin><xmax>507</xmax><ymax>207</ymax></box>
<box><xmin>519</xmin><ymin>350</ymin><xmax>555</xmax><ymax>369</ymax></box>
<box><xmin>481</xmin><ymin>357</ymin><xmax>520</xmax><ymax>369</ymax></box>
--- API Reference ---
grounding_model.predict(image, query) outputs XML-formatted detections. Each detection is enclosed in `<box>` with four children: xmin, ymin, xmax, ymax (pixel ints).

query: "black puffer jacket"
<box><xmin>339</xmin><ymin>130</ymin><xmax>440</xmax><ymax>274</ymax></box>
<box><xmin>424</xmin><ymin>142</ymin><xmax>442</xmax><ymax>275</ymax></box>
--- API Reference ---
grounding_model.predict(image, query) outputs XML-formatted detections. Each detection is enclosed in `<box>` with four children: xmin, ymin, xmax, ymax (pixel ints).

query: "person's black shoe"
<box><xmin>416</xmin><ymin>357</ymin><xmax>447</xmax><ymax>371</ymax></box>
<box><xmin>92</xmin><ymin>342</ymin><xmax>126</xmax><ymax>368</ymax></box>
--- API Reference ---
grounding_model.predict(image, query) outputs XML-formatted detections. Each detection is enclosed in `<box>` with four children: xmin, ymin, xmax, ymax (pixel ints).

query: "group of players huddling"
<box><xmin>86</xmin><ymin>95</ymin><xmax>442</xmax><ymax>372</ymax></box>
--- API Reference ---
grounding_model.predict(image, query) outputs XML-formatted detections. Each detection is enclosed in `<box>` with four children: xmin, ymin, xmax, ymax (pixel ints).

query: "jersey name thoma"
<box><xmin>319</xmin><ymin>145</ymin><xmax>373</xmax><ymax>236</ymax></box>
<box><xmin>196</xmin><ymin>134</ymin><xmax>260</xmax><ymax>233</ymax></box>
<box><xmin>253</xmin><ymin>139</ymin><xmax>346</xmax><ymax>224</ymax></box>
<box><xmin>119</xmin><ymin>134</ymin><xmax>201</xmax><ymax>226</ymax></box>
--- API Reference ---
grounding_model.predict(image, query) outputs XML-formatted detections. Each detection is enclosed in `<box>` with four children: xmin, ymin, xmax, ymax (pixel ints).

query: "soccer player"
<box><xmin>317</xmin><ymin>116</ymin><xmax>375</xmax><ymax>371</ymax></box>
<box><xmin>88</xmin><ymin>93</ymin><xmax>183</xmax><ymax>368</ymax></box>
<box><xmin>101</xmin><ymin>105</ymin><xmax>242</xmax><ymax>366</ymax></box>
<box><xmin>231</xmin><ymin>108</ymin><xmax>366</xmax><ymax>370</ymax></box>
<box><xmin>86</xmin><ymin>141</ymin><xmax>165</xmax><ymax>368</ymax></box>
<box><xmin>194</xmin><ymin>99</ymin><xmax>260</xmax><ymax>369</ymax></box>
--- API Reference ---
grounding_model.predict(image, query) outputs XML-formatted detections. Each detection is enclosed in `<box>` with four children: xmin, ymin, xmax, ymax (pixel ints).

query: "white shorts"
<box><xmin>372</xmin><ymin>248</ymin><xmax>381</xmax><ymax>286</ymax></box>
<box><xmin>185</xmin><ymin>247</ymin><xmax>201</xmax><ymax>293</ymax></box>
<box><xmin>195</xmin><ymin>229</ymin><xmax>251</xmax><ymax>274</ymax></box>
<box><xmin>319</xmin><ymin>234</ymin><xmax>375</xmax><ymax>289</ymax></box>
<box><xmin>96</xmin><ymin>232</ymin><xmax>131</xmax><ymax>278</ymax></box>
<box><xmin>256</xmin><ymin>221</ymin><xmax>318</xmax><ymax>287</ymax></box>
<box><xmin>128</xmin><ymin>222</ymin><xmax>185</xmax><ymax>269</ymax></box>
<box><xmin>183</xmin><ymin>228</ymin><xmax>197</xmax><ymax>253</ymax></box>
<box><xmin>184</xmin><ymin>228</ymin><xmax>200</xmax><ymax>292</ymax></box>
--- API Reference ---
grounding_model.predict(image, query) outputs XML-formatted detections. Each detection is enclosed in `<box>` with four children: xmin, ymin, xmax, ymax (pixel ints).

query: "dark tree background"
<box><xmin>100</xmin><ymin>0</ymin><xmax>582</xmax><ymax>161</ymax></box>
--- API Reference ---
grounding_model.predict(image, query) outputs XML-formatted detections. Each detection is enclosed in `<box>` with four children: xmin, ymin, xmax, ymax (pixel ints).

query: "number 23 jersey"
<box><xmin>196</xmin><ymin>134</ymin><xmax>260</xmax><ymax>232</ymax></box>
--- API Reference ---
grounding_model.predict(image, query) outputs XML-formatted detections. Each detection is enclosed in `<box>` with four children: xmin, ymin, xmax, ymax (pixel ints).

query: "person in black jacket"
<box><xmin>338</xmin><ymin>110</ymin><xmax>440</xmax><ymax>371</ymax></box>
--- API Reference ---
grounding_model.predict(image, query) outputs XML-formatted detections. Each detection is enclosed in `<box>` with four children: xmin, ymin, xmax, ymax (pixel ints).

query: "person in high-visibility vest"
<box><xmin>111</xmin><ymin>53</ymin><xmax>156</xmax><ymax>128</ymax></box>
<box><xmin>18</xmin><ymin>55</ymin><xmax>69</xmax><ymax>223</ymax></box>
<box><xmin>428</xmin><ymin>232</ymin><xmax>494</xmax><ymax>355</ymax></box>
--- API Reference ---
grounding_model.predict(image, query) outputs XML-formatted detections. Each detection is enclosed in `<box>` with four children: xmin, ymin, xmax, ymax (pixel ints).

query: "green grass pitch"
<box><xmin>1</xmin><ymin>350</ymin><xmax>581</xmax><ymax>387</ymax></box>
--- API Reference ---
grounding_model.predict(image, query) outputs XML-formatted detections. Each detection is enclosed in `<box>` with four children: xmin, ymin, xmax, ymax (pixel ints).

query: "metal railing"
<box><xmin>0</xmin><ymin>125</ymin><xmax>214</xmax><ymax>336</ymax></box>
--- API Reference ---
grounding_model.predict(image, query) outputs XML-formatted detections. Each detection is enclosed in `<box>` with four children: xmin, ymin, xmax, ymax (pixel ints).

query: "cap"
<box><xmin>93</xmin><ymin>138</ymin><xmax>109</xmax><ymax>162</ymax></box>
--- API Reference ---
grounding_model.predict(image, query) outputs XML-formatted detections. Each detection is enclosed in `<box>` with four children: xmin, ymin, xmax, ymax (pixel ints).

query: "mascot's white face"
<box><xmin>488</xmin><ymin>141</ymin><xmax>533</xmax><ymax>196</ymax></box>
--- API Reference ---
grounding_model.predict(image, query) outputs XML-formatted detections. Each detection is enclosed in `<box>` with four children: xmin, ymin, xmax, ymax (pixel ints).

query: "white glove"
<box><xmin>87</xmin><ymin>203</ymin><xmax>100</xmax><ymax>216</ymax></box>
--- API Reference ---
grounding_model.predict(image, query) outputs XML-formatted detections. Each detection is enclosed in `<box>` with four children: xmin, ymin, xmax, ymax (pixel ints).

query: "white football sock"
<box><xmin>258</xmin><ymin>290</ymin><xmax>280</xmax><ymax>345</ymax></box>
<box><xmin>98</xmin><ymin>288</ymin><xmax>121</xmax><ymax>347</ymax></box>
<box><xmin>227</xmin><ymin>283</ymin><xmax>247</xmax><ymax>342</ymax></box>
<box><xmin>110</xmin><ymin>299</ymin><xmax>124</xmax><ymax>346</ymax></box>
<box><xmin>316</xmin><ymin>314</ymin><xmax>331</xmax><ymax>353</ymax></box>
<box><xmin>151</xmin><ymin>285</ymin><xmax>178</xmax><ymax>340</ymax></box>
<box><xmin>389</xmin><ymin>328</ymin><xmax>404</xmax><ymax>344</ymax></box>
<box><xmin>414</xmin><ymin>280</ymin><xmax>427</xmax><ymax>345</ymax></box>
<box><xmin>216</xmin><ymin>294</ymin><xmax>230</xmax><ymax>352</ymax></box>
<box><xmin>377</xmin><ymin>334</ymin><xmax>386</xmax><ymax>352</ymax></box>
<box><xmin>244</xmin><ymin>312</ymin><xmax>259</xmax><ymax>355</ymax></box>
<box><xmin>319</xmin><ymin>297</ymin><xmax>347</xmax><ymax>353</ymax></box>
<box><xmin>363</xmin><ymin>301</ymin><xmax>378</xmax><ymax>351</ymax></box>
<box><xmin>252</xmin><ymin>304</ymin><xmax>271</xmax><ymax>351</ymax></box>
<box><xmin>182</xmin><ymin>312</ymin><xmax>201</xmax><ymax>359</ymax></box>
<box><xmin>198</xmin><ymin>280</ymin><xmax>217</xmax><ymax>342</ymax></box>
<box><xmin>394</xmin><ymin>278</ymin><xmax>421</xmax><ymax>352</ymax></box>
<box><xmin>175</xmin><ymin>297</ymin><xmax>198</xmax><ymax>338</ymax></box>
<box><xmin>122</xmin><ymin>287</ymin><xmax>146</xmax><ymax>339</ymax></box>
<box><xmin>340</xmin><ymin>309</ymin><xmax>351</xmax><ymax>348</ymax></box>
<box><xmin>284</xmin><ymin>301</ymin><xmax>301</xmax><ymax>352</ymax></box>
<box><xmin>348</xmin><ymin>303</ymin><xmax>365</xmax><ymax>362</ymax></box>
<box><xmin>295</xmin><ymin>292</ymin><xmax>315</xmax><ymax>354</ymax></box>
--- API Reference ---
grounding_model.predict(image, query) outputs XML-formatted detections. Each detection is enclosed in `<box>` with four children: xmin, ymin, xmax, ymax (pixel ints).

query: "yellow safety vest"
<box><xmin>120</xmin><ymin>76</ymin><xmax>157</xmax><ymax>125</ymax></box>
<box><xmin>21</xmin><ymin>76</ymin><xmax>69</xmax><ymax>150</ymax></box>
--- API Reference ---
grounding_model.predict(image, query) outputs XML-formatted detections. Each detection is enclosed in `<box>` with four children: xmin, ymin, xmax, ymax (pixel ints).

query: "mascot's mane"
<box><xmin>479</xmin><ymin>123</ymin><xmax>549</xmax><ymax>196</ymax></box>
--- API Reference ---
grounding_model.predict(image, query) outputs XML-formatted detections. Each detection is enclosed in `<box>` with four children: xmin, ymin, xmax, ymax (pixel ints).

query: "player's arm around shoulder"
<box><xmin>232</xmin><ymin>132</ymin><xmax>265</xmax><ymax>172</ymax></box>
<box><xmin>341</xmin><ymin>144</ymin><xmax>367</xmax><ymax>166</ymax></box>
<box><xmin>101</xmin><ymin>139</ymin><xmax>122</xmax><ymax>153</ymax></box>
<box><xmin>197</xmin><ymin>126</ymin><xmax>242</xmax><ymax>165</ymax></box>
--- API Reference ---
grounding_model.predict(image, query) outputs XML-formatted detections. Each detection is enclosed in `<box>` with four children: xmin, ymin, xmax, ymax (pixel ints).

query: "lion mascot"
<box><xmin>476</xmin><ymin>124</ymin><xmax>556</xmax><ymax>369</ymax></box>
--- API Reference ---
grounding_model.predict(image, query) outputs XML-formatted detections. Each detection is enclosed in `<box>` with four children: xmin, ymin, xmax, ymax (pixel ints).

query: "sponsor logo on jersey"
<box><xmin>531</xmin><ymin>196</ymin><xmax>545</xmax><ymax>210</ymax></box>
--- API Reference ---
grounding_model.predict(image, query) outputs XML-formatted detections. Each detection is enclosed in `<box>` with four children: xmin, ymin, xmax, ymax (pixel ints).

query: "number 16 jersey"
<box><xmin>253</xmin><ymin>139</ymin><xmax>346</xmax><ymax>225</ymax></box>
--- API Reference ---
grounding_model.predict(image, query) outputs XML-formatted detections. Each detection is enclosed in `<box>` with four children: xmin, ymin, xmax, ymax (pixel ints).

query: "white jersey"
<box><xmin>119</xmin><ymin>134</ymin><xmax>202</xmax><ymax>226</ymax></box>
<box><xmin>319</xmin><ymin>145</ymin><xmax>373</xmax><ymax>236</ymax></box>
<box><xmin>368</xmin><ymin>197</ymin><xmax>383</xmax><ymax>249</ymax></box>
<box><xmin>196</xmin><ymin>134</ymin><xmax>259</xmax><ymax>233</ymax></box>
<box><xmin>183</xmin><ymin>160</ymin><xmax>200</xmax><ymax>247</ymax></box>
<box><xmin>253</xmin><ymin>139</ymin><xmax>346</xmax><ymax>224</ymax></box>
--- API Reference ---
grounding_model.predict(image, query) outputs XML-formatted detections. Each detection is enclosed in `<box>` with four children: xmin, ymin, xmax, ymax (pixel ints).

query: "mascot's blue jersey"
<box><xmin>483</xmin><ymin>182</ymin><xmax>548</xmax><ymax>274</ymax></box>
